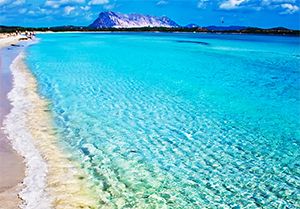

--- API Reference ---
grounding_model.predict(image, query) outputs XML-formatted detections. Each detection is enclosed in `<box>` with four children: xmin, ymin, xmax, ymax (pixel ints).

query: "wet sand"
<box><xmin>1</xmin><ymin>35</ymin><xmax>98</xmax><ymax>208</ymax></box>
<box><xmin>0</xmin><ymin>37</ymin><xmax>25</xmax><ymax>209</ymax></box>
<box><xmin>8</xmin><ymin>52</ymin><xmax>98</xmax><ymax>209</ymax></box>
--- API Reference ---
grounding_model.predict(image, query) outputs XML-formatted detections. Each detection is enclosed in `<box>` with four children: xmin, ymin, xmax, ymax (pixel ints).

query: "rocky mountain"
<box><xmin>89</xmin><ymin>11</ymin><xmax>180</xmax><ymax>28</ymax></box>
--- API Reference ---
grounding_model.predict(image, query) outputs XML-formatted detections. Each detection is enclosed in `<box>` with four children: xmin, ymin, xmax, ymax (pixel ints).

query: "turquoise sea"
<box><xmin>26</xmin><ymin>33</ymin><xmax>300</xmax><ymax>208</ymax></box>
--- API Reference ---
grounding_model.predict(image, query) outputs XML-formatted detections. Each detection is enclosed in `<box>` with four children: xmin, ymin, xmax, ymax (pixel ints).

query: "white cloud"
<box><xmin>219</xmin><ymin>0</ymin><xmax>299</xmax><ymax>14</ymax></box>
<box><xmin>281</xmin><ymin>3</ymin><xmax>299</xmax><ymax>13</ymax></box>
<box><xmin>39</xmin><ymin>8</ymin><xmax>50</xmax><ymax>14</ymax></box>
<box><xmin>84</xmin><ymin>12</ymin><xmax>94</xmax><ymax>20</ymax></box>
<box><xmin>259</xmin><ymin>0</ymin><xmax>299</xmax><ymax>14</ymax></box>
<box><xmin>45</xmin><ymin>1</ymin><xmax>59</xmax><ymax>8</ymax></box>
<box><xmin>219</xmin><ymin>0</ymin><xmax>248</xmax><ymax>9</ymax></box>
<box><xmin>28</xmin><ymin>10</ymin><xmax>35</xmax><ymax>15</ymax></box>
<box><xmin>0</xmin><ymin>0</ymin><xmax>25</xmax><ymax>5</ymax></box>
<box><xmin>17</xmin><ymin>5</ymin><xmax>53</xmax><ymax>17</ymax></box>
<box><xmin>0</xmin><ymin>0</ymin><xmax>8</xmax><ymax>5</ymax></box>
<box><xmin>262</xmin><ymin>0</ymin><xmax>296</xmax><ymax>5</ymax></box>
<box><xmin>156</xmin><ymin>0</ymin><xmax>168</xmax><ymax>6</ymax></box>
<box><xmin>18</xmin><ymin>8</ymin><xmax>27</xmax><ymax>14</ymax></box>
<box><xmin>45</xmin><ymin>0</ymin><xmax>85</xmax><ymax>8</ymax></box>
<box><xmin>64</xmin><ymin>5</ymin><xmax>75</xmax><ymax>15</ymax></box>
<box><xmin>12</xmin><ymin>0</ymin><xmax>25</xmax><ymax>5</ymax></box>
<box><xmin>88</xmin><ymin>0</ymin><xmax>108</xmax><ymax>5</ymax></box>
<box><xmin>197</xmin><ymin>0</ymin><xmax>209</xmax><ymax>8</ymax></box>
<box><xmin>80</xmin><ymin>5</ymin><xmax>90</xmax><ymax>10</ymax></box>
<box><xmin>103</xmin><ymin>3</ymin><xmax>116</xmax><ymax>9</ymax></box>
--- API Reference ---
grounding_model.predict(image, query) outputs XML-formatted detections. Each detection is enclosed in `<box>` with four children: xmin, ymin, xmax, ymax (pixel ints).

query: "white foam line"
<box><xmin>2</xmin><ymin>53</ymin><xmax>52</xmax><ymax>209</ymax></box>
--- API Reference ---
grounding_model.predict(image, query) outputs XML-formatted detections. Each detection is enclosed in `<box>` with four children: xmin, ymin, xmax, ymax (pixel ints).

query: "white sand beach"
<box><xmin>0</xmin><ymin>34</ymin><xmax>99</xmax><ymax>209</ymax></box>
<box><xmin>0</xmin><ymin>35</ymin><xmax>21</xmax><ymax>48</ymax></box>
<box><xmin>0</xmin><ymin>35</ymin><xmax>25</xmax><ymax>209</ymax></box>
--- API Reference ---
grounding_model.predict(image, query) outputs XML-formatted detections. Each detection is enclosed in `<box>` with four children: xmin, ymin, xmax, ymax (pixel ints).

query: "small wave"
<box><xmin>3</xmin><ymin>51</ymin><xmax>99</xmax><ymax>209</ymax></box>
<box><xmin>3</xmin><ymin>53</ymin><xmax>52</xmax><ymax>209</ymax></box>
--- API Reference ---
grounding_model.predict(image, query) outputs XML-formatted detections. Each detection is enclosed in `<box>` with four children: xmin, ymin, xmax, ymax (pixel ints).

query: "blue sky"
<box><xmin>0</xmin><ymin>0</ymin><xmax>299</xmax><ymax>29</ymax></box>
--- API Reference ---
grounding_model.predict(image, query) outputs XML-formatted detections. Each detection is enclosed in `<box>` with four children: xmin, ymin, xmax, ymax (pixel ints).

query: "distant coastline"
<box><xmin>1</xmin><ymin>11</ymin><xmax>299</xmax><ymax>36</ymax></box>
<box><xmin>1</xmin><ymin>25</ymin><xmax>300</xmax><ymax>36</ymax></box>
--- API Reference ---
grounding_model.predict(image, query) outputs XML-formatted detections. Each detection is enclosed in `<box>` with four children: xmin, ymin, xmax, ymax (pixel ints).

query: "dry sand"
<box><xmin>0</xmin><ymin>35</ymin><xmax>21</xmax><ymax>48</ymax></box>
<box><xmin>0</xmin><ymin>35</ymin><xmax>25</xmax><ymax>209</ymax></box>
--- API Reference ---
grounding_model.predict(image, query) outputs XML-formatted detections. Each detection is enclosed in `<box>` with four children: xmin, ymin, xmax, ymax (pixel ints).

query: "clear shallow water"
<box><xmin>26</xmin><ymin>33</ymin><xmax>300</xmax><ymax>208</ymax></box>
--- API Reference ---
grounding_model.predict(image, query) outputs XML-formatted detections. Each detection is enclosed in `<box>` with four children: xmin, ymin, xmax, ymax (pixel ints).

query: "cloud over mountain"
<box><xmin>0</xmin><ymin>0</ymin><xmax>299</xmax><ymax>29</ymax></box>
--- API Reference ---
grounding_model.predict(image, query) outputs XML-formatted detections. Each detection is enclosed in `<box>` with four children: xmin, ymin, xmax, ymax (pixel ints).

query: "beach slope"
<box><xmin>0</xmin><ymin>36</ymin><xmax>25</xmax><ymax>209</ymax></box>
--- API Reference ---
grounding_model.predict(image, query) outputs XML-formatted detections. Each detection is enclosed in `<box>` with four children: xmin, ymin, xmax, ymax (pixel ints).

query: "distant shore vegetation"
<box><xmin>1</xmin><ymin>25</ymin><xmax>299</xmax><ymax>36</ymax></box>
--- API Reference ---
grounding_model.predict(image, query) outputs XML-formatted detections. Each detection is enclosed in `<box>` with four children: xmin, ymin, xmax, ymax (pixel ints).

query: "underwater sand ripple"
<box><xmin>4</xmin><ymin>53</ymin><xmax>98</xmax><ymax>209</ymax></box>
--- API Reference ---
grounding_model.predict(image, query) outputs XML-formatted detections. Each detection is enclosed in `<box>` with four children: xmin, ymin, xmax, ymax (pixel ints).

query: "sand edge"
<box><xmin>3</xmin><ymin>50</ymin><xmax>99</xmax><ymax>208</ymax></box>
<box><xmin>0</xmin><ymin>36</ymin><xmax>26</xmax><ymax>209</ymax></box>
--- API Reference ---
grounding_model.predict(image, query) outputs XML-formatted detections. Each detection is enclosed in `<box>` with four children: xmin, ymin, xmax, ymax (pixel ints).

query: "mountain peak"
<box><xmin>89</xmin><ymin>11</ymin><xmax>179</xmax><ymax>29</ymax></box>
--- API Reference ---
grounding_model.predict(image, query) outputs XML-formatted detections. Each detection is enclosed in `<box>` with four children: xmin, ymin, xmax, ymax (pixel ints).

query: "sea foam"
<box><xmin>3</xmin><ymin>53</ymin><xmax>52</xmax><ymax>209</ymax></box>
<box><xmin>4</xmin><ymin>50</ymin><xmax>99</xmax><ymax>208</ymax></box>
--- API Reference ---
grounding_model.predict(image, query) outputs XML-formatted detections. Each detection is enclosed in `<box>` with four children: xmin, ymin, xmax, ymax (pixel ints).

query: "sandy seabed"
<box><xmin>1</xmin><ymin>37</ymin><xmax>99</xmax><ymax>208</ymax></box>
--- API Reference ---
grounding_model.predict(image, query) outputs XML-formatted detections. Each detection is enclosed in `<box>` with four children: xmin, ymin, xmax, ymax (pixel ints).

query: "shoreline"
<box><xmin>0</xmin><ymin>36</ymin><xmax>25</xmax><ymax>209</ymax></box>
<box><xmin>34</xmin><ymin>31</ymin><xmax>300</xmax><ymax>39</ymax></box>
<box><xmin>3</xmin><ymin>41</ymin><xmax>99</xmax><ymax>208</ymax></box>
<box><xmin>4</xmin><ymin>51</ymin><xmax>51</xmax><ymax>208</ymax></box>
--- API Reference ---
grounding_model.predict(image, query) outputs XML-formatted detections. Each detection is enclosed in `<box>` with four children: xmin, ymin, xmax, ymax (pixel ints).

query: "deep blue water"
<box><xmin>26</xmin><ymin>33</ymin><xmax>300</xmax><ymax>208</ymax></box>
